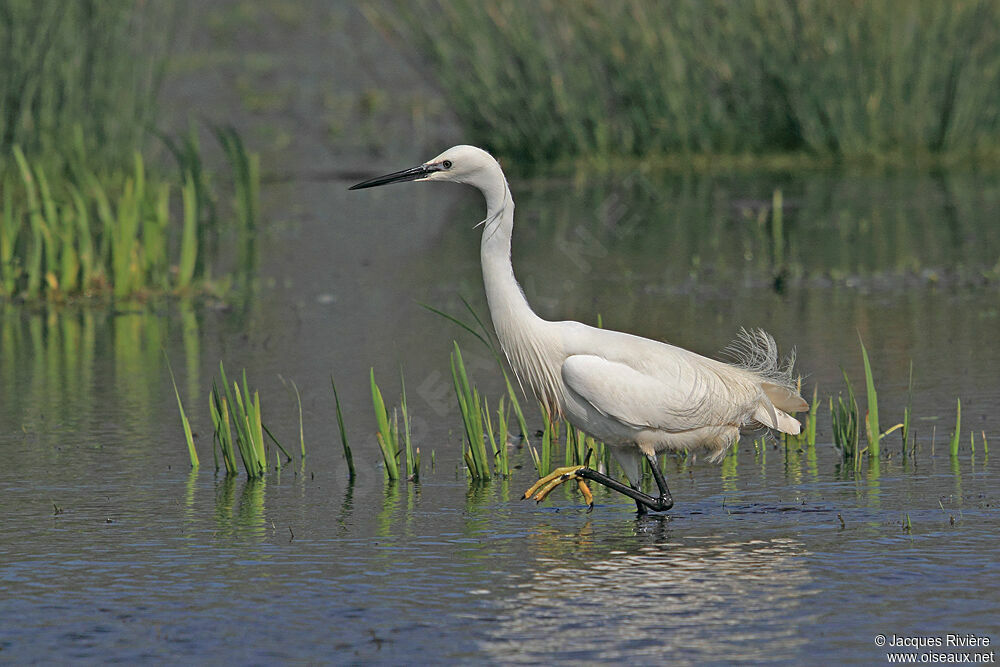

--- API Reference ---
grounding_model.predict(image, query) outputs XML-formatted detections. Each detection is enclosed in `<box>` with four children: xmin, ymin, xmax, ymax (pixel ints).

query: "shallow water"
<box><xmin>2</xmin><ymin>1</ymin><xmax>999</xmax><ymax>663</ymax></box>
<box><xmin>2</xmin><ymin>168</ymin><xmax>998</xmax><ymax>663</ymax></box>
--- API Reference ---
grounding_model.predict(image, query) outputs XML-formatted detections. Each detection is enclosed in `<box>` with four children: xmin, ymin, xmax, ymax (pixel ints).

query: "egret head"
<box><xmin>349</xmin><ymin>145</ymin><xmax>500</xmax><ymax>191</ymax></box>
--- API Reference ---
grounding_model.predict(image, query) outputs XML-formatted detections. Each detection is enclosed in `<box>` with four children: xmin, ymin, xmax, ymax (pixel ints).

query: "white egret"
<box><xmin>351</xmin><ymin>145</ymin><xmax>808</xmax><ymax>513</ymax></box>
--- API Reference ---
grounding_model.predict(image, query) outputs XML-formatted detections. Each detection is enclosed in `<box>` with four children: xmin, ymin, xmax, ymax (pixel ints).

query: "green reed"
<box><xmin>483</xmin><ymin>396</ymin><xmax>511</xmax><ymax>478</ymax></box>
<box><xmin>330</xmin><ymin>373</ymin><xmax>356</xmax><ymax>482</ymax></box>
<box><xmin>0</xmin><ymin>1</ymin><xmax>173</xmax><ymax>163</ymax></box>
<box><xmin>400</xmin><ymin>369</ymin><xmax>419</xmax><ymax>481</ymax></box>
<box><xmin>451</xmin><ymin>343</ymin><xmax>491</xmax><ymax>480</ymax></box>
<box><xmin>166</xmin><ymin>355</ymin><xmax>199</xmax><ymax>468</ymax></box>
<box><xmin>372</xmin><ymin>0</ymin><xmax>1000</xmax><ymax>164</ymax></box>
<box><xmin>1</xmin><ymin>131</ymin><xmax>260</xmax><ymax>300</ymax></box>
<box><xmin>949</xmin><ymin>398</ymin><xmax>961</xmax><ymax>458</ymax></box>
<box><xmin>209</xmin><ymin>362</ymin><xmax>289</xmax><ymax>479</ymax></box>
<box><xmin>831</xmin><ymin>370</ymin><xmax>863</xmax><ymax>470</ymax></box>
<box><xmin>370</xmin><ymin>368</ymin><xmax>401</xmax><ymax>481</ymax></box>
<box><xmin>280</xmin><ymin>375</ymin><xmax>305</xmax><ymax>458</ymax></box>
<box><xmin>859</xmin><ymin>336</ymin><xmax>881</xmax><ymax>458</ymax></box>
<box><xmin>530</xmin><ymin>414</ymin><xmax>554</xmax><ymax>479</ymax></box>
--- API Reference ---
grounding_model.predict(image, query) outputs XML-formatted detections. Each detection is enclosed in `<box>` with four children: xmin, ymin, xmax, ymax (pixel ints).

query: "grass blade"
<box><xmin>165</xmin><ymin>354</ymin><xmax>198</xmax><ymax>468</ymax></box>
<box><xmin>330</xmin><ymin>374</ymin><xmax>356</xmax><ymax>481</ymax></box>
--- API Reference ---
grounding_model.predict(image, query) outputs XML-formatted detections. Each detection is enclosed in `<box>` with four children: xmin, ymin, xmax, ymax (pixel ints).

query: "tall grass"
<box><xmin>0</xmin><ymin>131</ymin><xmax>260</xmax><ymax>300</ymax></box>
<box><xmin>368</xmin><ymin>0</ymin><xmax>1000</xmax><ymax>163</ymax></box>
<box><xmin>0</xmin><ymin>1</ymin><xmax>174</xmax><ymax>163</ymax></box>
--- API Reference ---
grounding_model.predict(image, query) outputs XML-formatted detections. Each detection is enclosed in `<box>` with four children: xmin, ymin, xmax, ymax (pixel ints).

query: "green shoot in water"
<box><xmin>902</xmin><ymin>361</ymin><xmax>914</xmax><ymax>455</ymax></box>
<box><xmin>859</xmin><ymin>335</ymin><xmax>881</xmax><ymax>458</ymax></box>
<box><xmin>530</xmin><ymin>413</ymin><xmax>554</xmax><ymax>478</ymax></box>
<box><xmin>483</xmin><ymin>396</ymin><xmax>511</xmax><ymax>478</ymax></box>
<box><xmin>370</xmin><ymin>368</ymin><xmax>400</xmax><ymax>481</ymax></box>
<box><xmin>949</xmin><ymin>398</ymin><xmax>961</xmax><ymax>458</ymax></box>
<box><xmin>831</xmin><ymin>369</ymin><xmax>862</xmax><ymax>471</ymax></box>
<box><xmin>451</xmin><ymin>342</ymin><xmax>491</xmax><ymax>480</ymax></box>
<box><xmin>280</xmin><ymin>375</ymin><xmax>305</xmax><ymax>458</ymax></box>
<box><xmin>857</xmin><ymin>336</ymin><xmax>903</xmax><ymax>459</ymax></box>
<box><xmin>330</xmin><ymin>373</ymin><xmax>356</xmax><ymax>482</ymax></box>
<box><xmin>166</xmin><ymin>354</ymin><xmax>198</xmax><ymax>468</ymax></box>
<box><xmin>208</xmin><ymin>362</ymin><xmax>289</xmax><ymax>479</ymax></box>
<box><xmin>400</xmin><ymin>368</ymin><xmax>418</xmax><ymax>481</ymax></box>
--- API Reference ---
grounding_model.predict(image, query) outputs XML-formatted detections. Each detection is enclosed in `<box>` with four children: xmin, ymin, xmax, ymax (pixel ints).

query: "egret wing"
<box><xmin>561</xmin><ymin>354</ymin><xmax>732</xmax><ymax>433</ymax></box>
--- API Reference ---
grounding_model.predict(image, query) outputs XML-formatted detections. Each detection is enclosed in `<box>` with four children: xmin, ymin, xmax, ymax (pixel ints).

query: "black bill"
<box><xmin>349</xmin><ymin>163</ymin><xmax>440</xmax><ymax>190</ymax></box>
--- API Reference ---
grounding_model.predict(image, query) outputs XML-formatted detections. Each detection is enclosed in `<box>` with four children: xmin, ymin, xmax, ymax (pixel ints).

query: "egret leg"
<box><xmin>523</xmin><ymin>459</ymin><xmax>674</xmax><ymax>513</ymax></box>
<box><xmin>632</xmin><ymin>482</ymin><xmax>647</xmax><ymax>515</ymax></box>
<box><xmin>644</xmin><ymin>453</ymin><xmax>674</xmax><ymax>511</ymax></box>
<box><xmin>575</xmin><ymin>460</ymin><xmax>673</xmax><ymax>513</ymax></box>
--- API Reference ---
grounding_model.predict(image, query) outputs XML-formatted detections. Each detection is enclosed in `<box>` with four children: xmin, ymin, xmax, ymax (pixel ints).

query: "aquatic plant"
<box><xmin>859</xmin><ymin>336</ymin><xmax>881</xmax><ymax>458</ymax></box>
<box><xmin>902</xmin><ymin>362</ymin><xmax>914</xmax><ymax>455</ymax></box>
<box><xmin>450</xmin><ymin>343</ymin><xmax>491</xmax><ymax>480</ymax></box>
<box><xmin>166</xmin><ymin>356</ymin><xmax>199</xmax><ymax>468</ymax></box>
<box><xmin>330</xmin><ymin>373</ymin><xmax>356</xmax><ymax>482</ymax></box>
<box><xmin>400</xmin><ymin>369</ymin><xmax>419</xmax><ymax>481</ymax></box>
<box><xmin>280</xmin><ymin>375</ymin><xmax>305</xmax><ymax>458</ymax></box>
<box><xmin>370</xmin><ymin>0</ymin><xmax>1000</xmax><ymax>164</ymax></box>
<box><xmin>370</xmin><ymin>368</ymin><xmax>401</xmax><ymax>481</ymax></box>
<box><xmin>0</xmin><ymin>131</ymin><xmax>261</xmax><ymax>300</ymax></box>
<box><xmin>831</xmin><ymin>370</ymin><xmax>863</xmax><ymax>470</ymax></box>
<box><xmin>949</xmin><ymin>398</ymin><xmax>961</xmax><ymax>458</ymax></box>
<box><xmin>529</xmin><ymin>414</ymin><xmax>554</xmax><ymax>479</ymax></box>
<box><xmin>483</xmin><ymin>396</ymin><xmax>510</xmax><ymax>478</ymax></box>
<box><xmin>210</xmin><ymin>362</ymin><xmax>289</xmax><ymax>479</ymax></box>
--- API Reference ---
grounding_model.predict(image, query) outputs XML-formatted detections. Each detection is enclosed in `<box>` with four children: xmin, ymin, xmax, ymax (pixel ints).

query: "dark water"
<box><xmin>2</xmin><ymin>1</ymin><xmax>999</xmax><ymax>663</ymax></box>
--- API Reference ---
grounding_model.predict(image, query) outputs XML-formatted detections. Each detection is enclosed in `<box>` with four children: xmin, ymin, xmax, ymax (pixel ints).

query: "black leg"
<box><xmin>574</xmin><ymin>460</ymin><xmax>674</xmax><ymax>513</ymax></box>
<box><xmin>633</xmin><ymin>486</ymin><xmax>647</xmax><ymax>515</ymax></box>
<box><xmin>645</xmin><ymin>454</ymin><xmax>674</xmax><ymax>511</ymax></box>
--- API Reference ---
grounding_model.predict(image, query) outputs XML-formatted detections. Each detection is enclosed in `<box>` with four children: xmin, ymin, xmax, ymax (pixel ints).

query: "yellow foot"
<box><xmin>522</xmin><ymin>465</ymin><xmax>593</xmax><ymax>510</ymax></box>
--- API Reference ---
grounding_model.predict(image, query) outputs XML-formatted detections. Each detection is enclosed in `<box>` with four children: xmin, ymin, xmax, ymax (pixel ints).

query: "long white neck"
<box><xmin>479</xmin><ymin>176</ymin><xmax>537</xmax><ymax>330</ymax></box>
<box><xmin>476</xmin><ymin>167</ymin><xmax>562</xmax><ymax>415</ymax></box>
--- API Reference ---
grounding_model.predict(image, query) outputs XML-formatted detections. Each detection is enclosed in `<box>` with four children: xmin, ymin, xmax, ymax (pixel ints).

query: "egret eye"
<box><xmin>443</xmin><ymin>160</ymin><xmax>453</xmax><ymax>169</ymax></box>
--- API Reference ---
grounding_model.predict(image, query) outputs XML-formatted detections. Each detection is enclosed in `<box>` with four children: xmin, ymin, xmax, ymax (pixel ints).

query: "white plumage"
<box><xmin>351</xmin><ymin>145</ymin><xmax>808</xmax><ymax>510</ymax></box>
